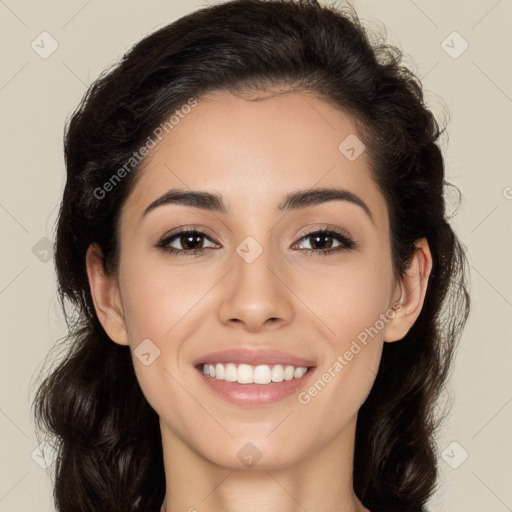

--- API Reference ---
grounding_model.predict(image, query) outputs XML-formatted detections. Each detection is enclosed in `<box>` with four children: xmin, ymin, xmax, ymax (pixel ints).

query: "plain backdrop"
<box><xmin>0</xmin><ymin>1</ymin><xmax>511</xmax><ymax>511</ymax></box>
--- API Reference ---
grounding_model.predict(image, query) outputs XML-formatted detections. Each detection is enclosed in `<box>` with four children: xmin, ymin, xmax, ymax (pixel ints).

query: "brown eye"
<box><xmin>295</xmin><ymin>229</ymin><xmax>355</xmax><ymax>255</ymax></box>
<box><xmin>157</xmin><ymin>230</ymin><xmax>218</xmax><ymax>256</ymax></box>
<box><xmin>308</xmin><ymin>232</ymin><xmax>337</xmax><ymax>250</ymax></box>
<box><xmin>176</xmin><ymin>233</ymin><xmax>206</xmax><ymax>250</ymax></box>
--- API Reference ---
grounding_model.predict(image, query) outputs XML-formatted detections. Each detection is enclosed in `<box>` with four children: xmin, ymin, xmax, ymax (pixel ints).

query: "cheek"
<box><xmin>290</xmin><ymin>281</ymin><xmax>390</xmax><ymax>450</ymax></box>
<box><xmin>119</xmin><ymin>254</ymin><xmax>218</xmax><ymax>342</ymax></box>
<box><xmin>117</xmin><ymin>255</ymin><xmax>222</xmax><ymax>411</ymax></box>
<box><xmin>117</xmin><ymin>256</ymin><xmax>207</xmax><ymax>429</ymax></box>
<box><xmin>291</xmin><ymin>253</ymin><xmax>392</xmax><ymax>410</ymax></box>
<box><xmin>294</xmin><ymin>250</ymin><xmax>394</xmax><ymax>347</ymax></box>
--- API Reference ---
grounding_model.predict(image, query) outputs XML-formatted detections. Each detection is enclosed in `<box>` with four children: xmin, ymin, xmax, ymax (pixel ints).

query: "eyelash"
<box><xmin>155</xmin><ymin>227</ymin><xmax>357</xmax><ymax>257</ymax></box>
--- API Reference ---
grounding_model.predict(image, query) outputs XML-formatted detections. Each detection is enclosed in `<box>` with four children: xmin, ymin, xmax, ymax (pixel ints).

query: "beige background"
<box><xmin>1</xmin><ymin>0</ymin><xmax>511</xmax><ymax>511</ymax></box>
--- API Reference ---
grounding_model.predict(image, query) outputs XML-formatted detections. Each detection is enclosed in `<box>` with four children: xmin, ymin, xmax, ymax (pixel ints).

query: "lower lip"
<box><xmin>196</xmin><ymin>367</ymin><xmax>316</xmax><ymax>407</ymax></box>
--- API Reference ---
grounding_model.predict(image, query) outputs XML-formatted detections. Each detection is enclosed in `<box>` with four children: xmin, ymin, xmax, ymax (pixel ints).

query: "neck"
<box><xmin>159</xmin><ymin>415</ymin><xmax>369</xmax><ymax>512</ymax></box>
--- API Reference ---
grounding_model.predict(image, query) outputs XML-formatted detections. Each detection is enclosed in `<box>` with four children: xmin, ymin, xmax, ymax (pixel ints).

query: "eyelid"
<box><xmin>293</xmin><ymin>224</ymin><xmax>355</xmax><ymax>243</ymax></box>
<box><xmin>159</xmin><ymin>225</ymin><xmax>220</xmax><ymax>243</ymax></box>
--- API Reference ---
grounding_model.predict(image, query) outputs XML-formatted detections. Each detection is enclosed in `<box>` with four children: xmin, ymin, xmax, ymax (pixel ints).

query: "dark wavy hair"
<box><xmin>32</xmin><ymin>0</ymin><xmax>470</xmax><ymax>510</ymax></box>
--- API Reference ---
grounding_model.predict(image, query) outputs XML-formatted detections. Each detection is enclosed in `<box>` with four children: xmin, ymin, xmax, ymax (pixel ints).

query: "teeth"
<box><xmin>224</xmin><ymin>363</ymin><xmax>237</xmax><ymax>382</ymax></box>
<box><xmin>284</xmin><ymin>365</ymin><xmax>294</xmax><ymax>380</ymax></box>
<box><xmin>253</xmin><ymin>365</ymin><xmax>272</xmax><ymax>384</ymax></box>
<box><xmin>271</xmin><ymin>364</ymin><xmax>285</xmax><ymax>383</ymax></box>
<box><xmin>238</xmin><ymin>364</ymin><xmax>253</xmax><ymax>384</ymax></box>
<box><xmin>294</xmin><ymin>367</ymin><xmax>307</xmax><ymax>378</ymax></box>
<box><xmin>201</xmin><ymin>363</ymin><xmax>309</xmax><ymax>384</ymax></box>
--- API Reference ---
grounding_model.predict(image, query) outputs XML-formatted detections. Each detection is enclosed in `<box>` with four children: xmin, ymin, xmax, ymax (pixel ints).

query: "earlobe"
<box><xmin>383</xmin><ymin>238</ymin><xmax>433</xmax><ymax>343</ymax></box>
<box><xmin>85</xmin><ymin>243</ymin><xmax>129</xmax><ymax>346</ymax></box>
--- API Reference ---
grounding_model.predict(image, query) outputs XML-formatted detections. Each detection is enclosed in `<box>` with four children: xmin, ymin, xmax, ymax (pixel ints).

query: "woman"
<box><xmin>33</xmin><ymin>0</ymin><xmax>470</xmax><ymax>511</ymax></box>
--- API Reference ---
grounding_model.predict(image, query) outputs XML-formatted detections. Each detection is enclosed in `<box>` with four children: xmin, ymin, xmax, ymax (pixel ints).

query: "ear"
<box><xmin>85</xmin><ymin>243</ymin><xmax>129</xmax><ymax>346</ymax></box>
<box><xmin>383</xmin><ymin>238</ymin><xmax>433</xmax><ymax>343</ymax></box>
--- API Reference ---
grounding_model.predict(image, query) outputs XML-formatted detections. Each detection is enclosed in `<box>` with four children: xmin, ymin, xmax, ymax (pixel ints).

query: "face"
<box><xmin>94</xmin><ymin>89</ymin><xmax>407</xmax><ymax>469</ymax></box>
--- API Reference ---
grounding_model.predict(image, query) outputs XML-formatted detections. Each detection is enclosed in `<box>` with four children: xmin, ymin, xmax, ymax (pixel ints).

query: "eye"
<box><xmin>156</xmin><ymin>229</ymin><xmax>219</xmax><ymax>256</ymax></box>
<box><xmin>294</xmin><ymin>228</ymin><xmax>356</xmax><ymax>255</ymax></box>
<box><xmin>155</xmin><ymin>227</ymin><xmax>356</xmax><ymax>258</ymax></box>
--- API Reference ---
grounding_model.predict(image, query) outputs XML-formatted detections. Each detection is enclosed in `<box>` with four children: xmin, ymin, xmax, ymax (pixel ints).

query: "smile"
<box><xmin>202</xmin><ymin>363</ymin><xmax>309</xmax><ymax>384</ymax></box>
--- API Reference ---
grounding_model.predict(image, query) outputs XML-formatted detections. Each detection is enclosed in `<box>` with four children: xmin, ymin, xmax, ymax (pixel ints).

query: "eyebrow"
<box><xmin>141</xmin><ymin>186</ymin><xmax>374</xmax><ymax>223</ymax></box>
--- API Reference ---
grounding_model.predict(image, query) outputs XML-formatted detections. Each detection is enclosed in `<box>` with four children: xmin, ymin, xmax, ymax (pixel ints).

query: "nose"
<box><xmin>217</xmin><ymin>246</ymin><xmax>294</xmax><ymax>332</ymax></box>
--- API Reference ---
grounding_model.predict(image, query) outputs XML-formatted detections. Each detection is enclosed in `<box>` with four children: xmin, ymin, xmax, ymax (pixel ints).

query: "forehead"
<box><xmin>121</xmin><ymin>90</ymin><xmax>388</xmax><ymax>229</ymax></box>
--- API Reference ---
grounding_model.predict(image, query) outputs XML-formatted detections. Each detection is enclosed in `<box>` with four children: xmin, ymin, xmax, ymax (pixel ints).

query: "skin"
<box><xmin>86</xmin><ymin>89</ymin><xmax>432</xmax><ymax>512</ymax></box>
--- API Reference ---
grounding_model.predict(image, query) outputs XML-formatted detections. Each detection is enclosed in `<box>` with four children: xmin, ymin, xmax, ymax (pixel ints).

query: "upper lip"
<box><xmin>193</xmin><ymin>348</ymin><xmax>316</xmax><ymax>368</ymax></box>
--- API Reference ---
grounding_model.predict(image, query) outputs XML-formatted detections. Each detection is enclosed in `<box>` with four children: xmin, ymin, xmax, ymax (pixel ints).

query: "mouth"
<box><xmin>194</xmin><ymin>361</ymin><xmax>316</xmax><ymax>407</ymax></box>
<box><xmin>192</xmin><ymin>348</ymin><xmax>317</xmax><ymax>406</ymax></box>
<box><xmin>197</xmin><ymin>362</ymin><xmax>312</xmax><ymax>384</ymax></box>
